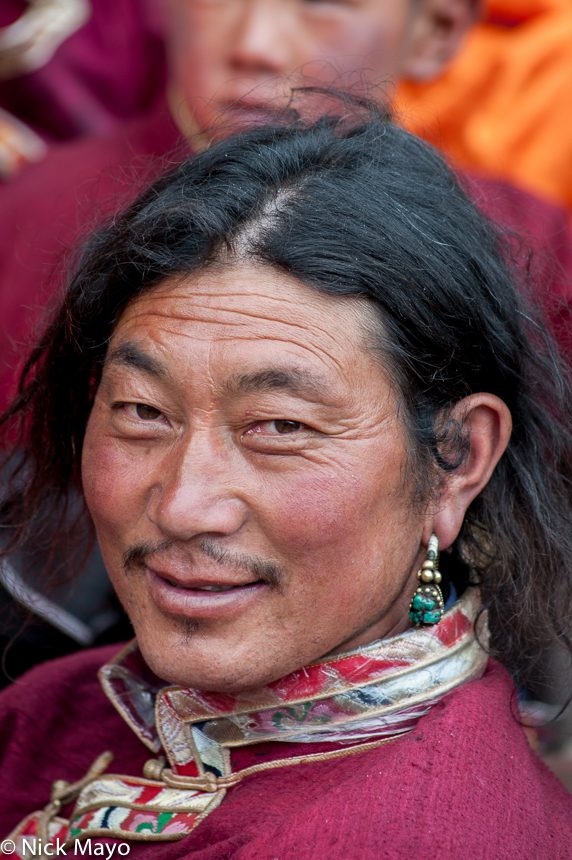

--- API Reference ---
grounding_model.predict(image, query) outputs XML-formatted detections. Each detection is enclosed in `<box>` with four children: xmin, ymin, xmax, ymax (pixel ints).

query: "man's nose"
<box><xmin>228</xmin><ymin>0</ymin><xmax>296</xmax><ymax>78</ymax></box>
<box><xmin>146</xmin><ymin>432</ymin><xmax>246</xmax><ymax>541</ymax></box>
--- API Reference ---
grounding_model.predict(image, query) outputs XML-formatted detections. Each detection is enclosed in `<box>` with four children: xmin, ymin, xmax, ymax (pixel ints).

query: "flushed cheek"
<box><xmin>82</xmin><ymin>436</ymin><xmax>152</xmax><ymax>545</ymax></box>
<box><xmin>257</xmin><ymin>465</ymin><xmax>393</xmax><ymax>566</ymax></box>
<box><xmin>82</xmin><ymin>438</ymin><xmax>157</xmax><ymax>615</ymax></box>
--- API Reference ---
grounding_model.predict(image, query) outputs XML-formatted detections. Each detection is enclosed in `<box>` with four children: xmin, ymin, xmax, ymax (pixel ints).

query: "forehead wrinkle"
<box><xmin>117</xmin><ymin>314</ymin><xmax>364</xmax><ymax>394</ymax></box>
<box><xmin>137</xmin><ymin>286</ymin><xmax>360</xmax><ymax>351</ymax></box>
<box><xmin>151</xmin><ymin>302</ymin><xmax>345</xmax><ymax>347</ymax></box>
<box><xmin>116</xmin><ymin>276</ymin><xmax>381</xmax><ymax>391</ymax></box>
<box><xmin>121</xmin><ymin>308</ymin><xmax>356</xmax><ymax>383</ymax></box>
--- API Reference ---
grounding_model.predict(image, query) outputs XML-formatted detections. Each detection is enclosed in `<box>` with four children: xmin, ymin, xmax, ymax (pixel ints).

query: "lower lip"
<box><xmin>146</xmin><ymin>568</ymin><xmax>267</xmax><ymax>620</ymax></box>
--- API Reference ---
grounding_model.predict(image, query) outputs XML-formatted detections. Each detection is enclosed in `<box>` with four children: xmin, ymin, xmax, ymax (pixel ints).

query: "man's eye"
<box><xmin>125</xmin><ymin>403</ymin><xmax>163</xmax><ymax>421</ymax></box>
<box><xmin>273</xmin><ymin>420</ymin><xmax>301</xmax><ymax>434</ymax></box>
<box><xmin>244</xmin><ymin>419</ymin><xmax>305</xmax><ymax>438</ymax></box>
<box><xmin>245</xmin><ymin>420</ymin><xmax>304</xmax><ymax>436</ymax></box>
<box><xmin>241</xmin><ymin>418</ymin><xmax>309</xmax><ymax>451</ymax></box>
<box><xmin>137</xmin><ymin>404</ymin><xmax>161</xmax><ymax>420</ymax></box>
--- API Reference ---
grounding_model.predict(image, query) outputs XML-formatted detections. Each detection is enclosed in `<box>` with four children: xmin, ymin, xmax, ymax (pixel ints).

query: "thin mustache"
<box><xmin>199</xmin><ymin>538</ymin><xmax>284</xmax><ymax>590</ymax></box>
<box><xmin>122</xmin><ymin>537</ymin><xmax>284</xmax><ymax>591</ymax></box>
<box><xmin>122</xmin><ymin>538</ymin><xmax>175</xmax><ymax>572</ymax></box>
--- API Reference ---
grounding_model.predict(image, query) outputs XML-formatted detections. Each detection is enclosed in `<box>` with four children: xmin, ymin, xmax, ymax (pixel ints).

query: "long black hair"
<box><xmin>3</xmin><ymin>100</ymin><xmax>572</xmax><ymax>687</ymax></box>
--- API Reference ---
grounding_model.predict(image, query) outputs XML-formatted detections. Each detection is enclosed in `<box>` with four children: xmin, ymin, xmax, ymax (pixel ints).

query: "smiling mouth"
<box><xmin>192</xmin><ymin>584</ymin><xmax>235</xmax><ymax>592</ymax></box>
<box><xmin>166</xmin><ymin>580</ymin><xmax>258</xmax><ymax>592</ymax></box>
<box><xmin>146</xmin><ymin>569</ymin><xmax>268</xmax><ymax>620</ymax></box>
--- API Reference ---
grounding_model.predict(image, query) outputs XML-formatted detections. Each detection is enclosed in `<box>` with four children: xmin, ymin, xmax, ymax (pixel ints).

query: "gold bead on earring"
<box><xmin>409</xmin><ymin>533</ymin><xmax>445</xmax><ymax>626</ymax></box>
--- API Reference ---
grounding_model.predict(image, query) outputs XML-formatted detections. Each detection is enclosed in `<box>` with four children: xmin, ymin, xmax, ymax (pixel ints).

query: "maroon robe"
<box><xmin>0</xmin><ymin>0</ymin><xmax>166</xmax><ymax>142</ymax></box>
<box><xmin>0</xmin><ymin>644</ymin><xmax>570</xmax><ymax>858</ymax></box>
<box><xmin>0</xmin><ymin>94</ymin><xmax>182</xmax><ymax>412</ymax></box>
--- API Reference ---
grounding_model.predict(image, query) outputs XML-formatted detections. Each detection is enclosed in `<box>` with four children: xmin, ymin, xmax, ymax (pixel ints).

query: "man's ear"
<box><xmin>401</xmin><ymin>0</ymin><xmax>481</xmax><ymax>81</ymax></box>
<box><xmin>426</xmin><ymin>393</ymin><xmax>512</xmax><ymax>550</ymax></box>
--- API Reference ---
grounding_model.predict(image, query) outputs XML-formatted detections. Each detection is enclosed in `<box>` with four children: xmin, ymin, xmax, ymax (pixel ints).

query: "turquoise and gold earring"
<box><xmin>409</xmin><ymin>533</ymin><xmax>445</xmax><ymax>626</ymax></box>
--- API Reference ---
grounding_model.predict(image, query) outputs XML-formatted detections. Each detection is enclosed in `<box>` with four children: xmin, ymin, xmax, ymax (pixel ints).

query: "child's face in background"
<box><xmin>165</xmin><ymin>0</ymin><xmax>476</xmax><ymax>141</ymax></box>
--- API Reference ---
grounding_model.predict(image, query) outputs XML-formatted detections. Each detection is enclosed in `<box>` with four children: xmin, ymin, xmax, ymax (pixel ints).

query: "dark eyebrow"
<box><xmin>223</xmin><ymin>367</ymin><xmax>331</xmax><ymax>399</ymax></box>
<box><xmin>105</xmin><ymin>342</ymin><xmax>167</xmax><ymax>379</ymax></box>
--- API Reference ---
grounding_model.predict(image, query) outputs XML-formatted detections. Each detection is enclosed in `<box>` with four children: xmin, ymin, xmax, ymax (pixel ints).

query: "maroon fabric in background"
<box><xmin>467</xmin><ymin>172</ymin><xmax>572</xmax><ymax>360</ymax></box>
<box><xmin>0</xmin><ymin>0</ymin><xmax>24</xmax><ymax>26</ymax></box>
<box><xmin>0</xmin><ymin>94</ymin><xmax>183</xmax><ymax>411</ymax></box>
<box><xmin>0</xmin><ymin>648</ymin><xmax>570</xmax><ymax>858</ymax></box>
<box><xmin>0</xmin><ymin>0</ymin><xmax>167</xmax><ymax>141</ymax></box>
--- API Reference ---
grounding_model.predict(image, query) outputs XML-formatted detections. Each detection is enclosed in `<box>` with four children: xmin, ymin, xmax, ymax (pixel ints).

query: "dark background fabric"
<box><xmin>0</xmin><ymin>0</ymin><xmax>166</xmax><ymax>141</ymax></box>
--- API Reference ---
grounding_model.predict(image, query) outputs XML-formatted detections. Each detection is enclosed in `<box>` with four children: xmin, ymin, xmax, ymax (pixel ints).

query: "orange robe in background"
<box><xmin>397</xmin><ymin>0</ymin><xmax>572</xmax><ymax>215</ymax></box>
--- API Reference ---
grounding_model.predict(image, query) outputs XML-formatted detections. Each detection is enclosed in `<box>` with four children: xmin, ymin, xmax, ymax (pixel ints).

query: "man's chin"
<box><xmin>135</xmin><ymin>634</ymin><xmax>282</xmax><ymax>694</ymax></box>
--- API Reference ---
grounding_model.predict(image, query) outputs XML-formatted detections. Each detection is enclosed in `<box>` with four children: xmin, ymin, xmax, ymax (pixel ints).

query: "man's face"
<box><xmin>166</xmin><ymin>0</ymin><xmax>453</xmax><ymax>140</ymax></box>
<box><xmin>82</xmin><ymin>263</ymin><xmax>428</xmax><ymax>692</ymax></box>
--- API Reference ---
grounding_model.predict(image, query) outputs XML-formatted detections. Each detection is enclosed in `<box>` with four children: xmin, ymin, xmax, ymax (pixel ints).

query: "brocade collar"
<box><xmin>99</xmin><ymin>588</ymin><xmax>486</xmax><ymax>780</ymax></box>
<box><xmin>7</xmin><ymin>589</ymin><xmax>487</xmax><ymax>848</ymax></box>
